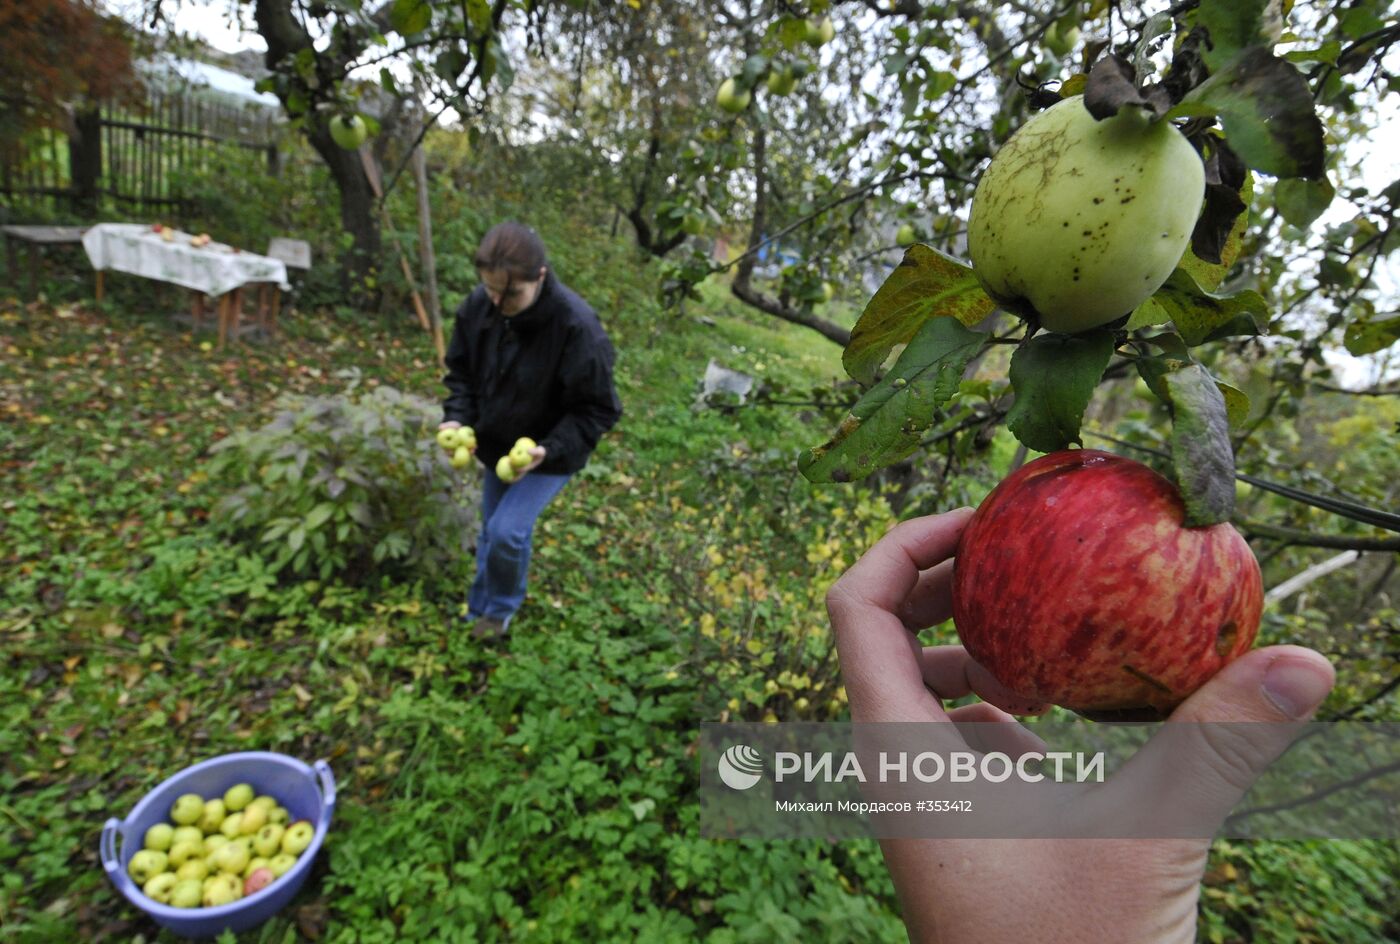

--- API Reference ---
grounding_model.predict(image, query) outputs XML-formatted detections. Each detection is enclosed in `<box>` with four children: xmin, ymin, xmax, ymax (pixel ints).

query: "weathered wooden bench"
<box><xmin>2</xmin><ymin>225</ymin><xmax>90</xmax><ymax>298</ymax></box>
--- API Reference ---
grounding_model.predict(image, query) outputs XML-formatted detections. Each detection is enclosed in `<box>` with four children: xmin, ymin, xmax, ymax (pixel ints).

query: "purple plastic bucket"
<box><xmin>100</xmin><ymin>752</ymin><xmax>335</xmax><ymax>939</ymax></box>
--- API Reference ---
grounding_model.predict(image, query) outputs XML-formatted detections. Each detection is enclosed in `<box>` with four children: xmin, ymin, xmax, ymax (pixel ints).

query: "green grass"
<box><xmin>2</xmin><ymin>215</ymin><xmax>1396</xmax><ymax>943</ymax></box>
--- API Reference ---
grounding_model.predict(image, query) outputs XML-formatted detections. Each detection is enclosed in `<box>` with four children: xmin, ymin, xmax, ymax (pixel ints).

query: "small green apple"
<box><xmin>244</xmin><ymin>856</ymin><xmax>270</xmax><ymax>878</ymax></box>
<box><xmin>170</xmin><ymin>793</ymin><xmax>204</xmax><ymax>826</ymax></box>
<box><xmin>220</xmin><ymin>812</ymin><xmax>244</xmax><ymax>839</ymax></box>
<box><xmin>896</xmin><ymin>223</ymin><xmax>917</xmax><ymax>247</ymax></box>
<box><xmin>198</xmin><ymin>798</ymin><xmax>226</xmax><ymax>835</ymax></box>
<box><xmin>201</xmin><ymin>834</ymin><xmax>229</xmax><ymax>856</ymax></box>
<box><xmin>804</xmin><ymin>16</ymin><xmax>835</xmax><ymax>46</ymax></box>
<box><xmin>766</xmin><ymin>67</ymin><xmax>796</xmax><ymax>96</ymax></box>
<box><xmin>328</xmin><ymin>113</ymin><xmax>369</xmax><ymax>150</ymax></box>
<box><xmin>167</xmin><ymin>838</ymin><xmax>204</xmax><ymax>869</ymax></box>
<box><xmin>211</xmin><ymin>841</ymin><xmax>250</xmax><ymax>876</ymax></box>
<box><xmin>244</xmin><ymin>867</ymin><xmax>276</xmax><ymax>896</ymax></box>
<box><xmin>239</xmin><ymin>804</ymin><xmax>268</xmax><ymax>835</ymax></box>
<box><xmin>171</xmin><ymin>826</ymin><xmax>202</xmax><ymax>847</ymax></box>
<box><xmin>495</xmin><ymin>454</ymin><xmax>518</xmax><ymax>484</ymax></box>
<box><xmin>176</xmin><ymin>858</ymin><xmax>209</xmax><ymax>882</ymax></box>
<box><xmin>253</xmin><ymin>823</ymin><xmax>285</xmax><ymax>858</ymax></box>
<box><xmin>170</xmin><ymin>878</ymin><xmax>203</xmax><ymax>909</ymax></box>
<box><xmin>267</xmin><ymin>853</ymin><xmax>298</xmax><ymax>878</ymax></box>
<box><xmin>223</xmin><ymin>783</ymin><xmax>254</xmax><ymax>812</ymax></box>
<box><xmin>267</xmin><ymin>806</ymin><xmax>291</xmax><ymax>827</ymax></box>
<box><xmin>437</xmin><ymin>427</ymin><xmax>461</xmax><ymax>450</ymax></box>
<box><xmin>142</xmin><ymin>872</ymin><xmax>179</xmax><ymax>904</ymax></box>
<box><xmin>281</xmin><ymin>820</ymin><xmax>314</xmax><ymax>856</ymax></box>
<box><xmin>202</xmin><ymin>873</ymin><xmax>242</xmax><ymax>907</ymax></box>
<box><xmin>248</xmin><ymin>795</ymin><xmax>278</xmax><ymax>814</ymax></box>
<box><xmin>716</xmin><ymin>78</ymin><xmax>751</xmax><ymax>114</ymax></box>
<box><xmin>128</xmin><ymin>849</ymin><xmax>168</xmax><ymax>885</ymax></box>
<box><xmin>143</xmin><ymin>823</ymin><xmax>175</xmax><ymax>852</ymax></box>
<box><xmin>509</xmin><ymin>437</ymin><xmax>537</xmax><ymax>470</ymax></box>
<box><xmin>451</xmin><ymin>445</ymin><xmax>474</xmax><ymax>469</ymax></box>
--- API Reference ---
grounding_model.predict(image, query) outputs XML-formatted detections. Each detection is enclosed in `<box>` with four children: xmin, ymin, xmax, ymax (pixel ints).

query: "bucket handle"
<box><xmin>314</xmin><ymin>759</ymin><xmax>337</xmax><ymax>818</ymax></box>
<box><xmin>100</xmin><ymin>818</ymin><xmax>136</xmax><ymax>896</ymax></box>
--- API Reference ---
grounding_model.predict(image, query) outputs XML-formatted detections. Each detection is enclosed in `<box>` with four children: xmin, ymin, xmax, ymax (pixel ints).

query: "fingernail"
<box><xmin>1262</xmin><ymin>658</ymin><xmax>1332</xmax><ymax>719</ymax></box>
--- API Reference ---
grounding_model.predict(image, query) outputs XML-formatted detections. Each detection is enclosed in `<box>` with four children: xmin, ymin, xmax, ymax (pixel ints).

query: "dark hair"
<box><xmin>474</xmin><ymin>221</ymin><xmax>547</xmax><ymax>280</ymax></box>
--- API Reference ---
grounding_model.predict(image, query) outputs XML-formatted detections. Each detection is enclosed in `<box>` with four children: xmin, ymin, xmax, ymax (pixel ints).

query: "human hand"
<box><xmin>519</xmin><ymin>445</ymin><xmax>546</xmax><ymax>474</ymax></box>
<box><xmin>826</xmin><ymin>509</ymin><xmax>1335</xmax><ymax>944</ymax></box>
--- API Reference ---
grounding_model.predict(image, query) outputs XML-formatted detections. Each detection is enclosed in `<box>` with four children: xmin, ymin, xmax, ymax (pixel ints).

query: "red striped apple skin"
<box><xmin>951</xmin><ymin>449</ymin><xmax>1263</xmax><ymax>720</ymax></box>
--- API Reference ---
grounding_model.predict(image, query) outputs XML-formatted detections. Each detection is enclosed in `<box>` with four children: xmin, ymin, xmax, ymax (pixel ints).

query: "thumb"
<box><xmin>1106</xmin><ymin>645</ymin><xmax>1334</xmax><ymax>837</ymax></box>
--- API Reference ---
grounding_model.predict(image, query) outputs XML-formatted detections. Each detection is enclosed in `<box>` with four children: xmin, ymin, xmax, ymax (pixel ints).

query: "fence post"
<box><xmin>70</xmin><ymin>107</ymin><xmax>103</xmax><ymax>214</ymax></box>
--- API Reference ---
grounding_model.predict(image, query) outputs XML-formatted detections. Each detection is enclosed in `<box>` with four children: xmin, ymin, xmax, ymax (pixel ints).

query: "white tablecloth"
<box><xmin>82</xmin><ymin>223</ymin><xmax>290</xmax><ymax>296</ymax></box>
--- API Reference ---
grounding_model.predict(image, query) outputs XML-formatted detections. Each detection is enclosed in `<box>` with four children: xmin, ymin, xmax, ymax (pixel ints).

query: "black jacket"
<box><xmin>441</xmin><ymin>272</ymin><xmax>622</xmax><ymax>475</ymax></box>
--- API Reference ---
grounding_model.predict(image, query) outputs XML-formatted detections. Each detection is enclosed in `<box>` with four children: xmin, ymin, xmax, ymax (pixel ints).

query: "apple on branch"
<box><xmin>951</xmin><ymin>450</ymin><xmax>1263</xmax><ymax>720</ymax></box>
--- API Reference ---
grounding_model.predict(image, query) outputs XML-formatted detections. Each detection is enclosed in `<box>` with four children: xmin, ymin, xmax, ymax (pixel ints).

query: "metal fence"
<box><xmin>0</xmin><ymin>88</ymin><xmax>280</xmax><ymax>215</ymax></box>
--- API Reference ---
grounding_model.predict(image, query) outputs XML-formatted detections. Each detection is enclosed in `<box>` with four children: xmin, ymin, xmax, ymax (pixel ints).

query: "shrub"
<box><xmin>205</xmin><ymin>375</ymin><xmax>478</xmax><ymax>583</ymax></box>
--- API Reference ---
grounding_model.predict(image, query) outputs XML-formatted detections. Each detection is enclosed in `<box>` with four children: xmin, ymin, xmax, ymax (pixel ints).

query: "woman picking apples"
<box><xmin>438</xmin><ymin>222</ymin><xmax>622</xmax><ymax>639</ymax></box>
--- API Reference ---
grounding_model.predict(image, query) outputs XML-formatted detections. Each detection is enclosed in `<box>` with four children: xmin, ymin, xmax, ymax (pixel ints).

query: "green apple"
<box><xmin>451</xmin><ymin>445</ymin><xmax>474</xmax><ymax>469</ymax></box>
<box><xmin>223</xmin><ymin>783</ymin><xmax>255</xmax><ymax>812</ymax></box>
<box><xmin>967</xmin><ymin>96</ymin><xmax>1204</xmax><ymax>334</ymax></box>
<box><xmin>821</xmin><ymin>281</ymin><xmax>835</xmax><ymax>302</ymax></box>
<box><xmin>766</xmin><ymin>67</ymin><xmax>796</xmax><ymax>96</ymax></box>
<box><xmin>143</xmin><ymin>823</ymin><xmax>175</xmax><ymax>852</ymax></box>
<box><xmin>171</xmin><ymin>825</ymin><xmax>202</xmax><ymax>847</ymax></box>
<box><xmin>202</xmin><ymin>873</ymin><xmax>242</xmax><ymax>907</ymax></box>
<box><xmin>804</xmin><ymin>16</ymin><xmax>835</xmax><ymax>46</ymax></box>
<box><xmin>211</xmin><ymin>841</ymin><xmax>250</xmax><ymax>876</ymax></box>
<box><xmin>202</xmin><ymin>834</ymin><xmax>229</xmax><ymax>856</ymax></box>
<box><xmin>248</xmin><ymin>795</ymin><xmax>278</xmax><ymax>814</ymax></box>
<box><xmin>267</xmin><ymin>853</ymin><xmax>298</xmax><ymax>878</ymax></box>
<box><xmin>244</xmin><ymin>867</ymin><xmax>276</xmax><ymax>896</ymax></box>
<box><xmin>170</xmin><ymin>878</ymin><xmax>203</xmax><ymax>909</ymax></box>
<box><xmin>244</xmin><ymin>856</ymin><xmax>270</xmax><ymax>878</ymax></box>
<box><xmin>253</xmin><ymin>823</ymin><xmax>286</xmax><ymax>858</ymax></box>
<box><xmin>128</xmin><ymin>849</ymin><xmax>168</xmax><ymax>885</ymax></box>
<box><xmin>458</xmin><ymin>425</ymin><xmax>476</xmax><ymax>449</ymax></box>
<box><xmin>896</xmin><ymin>223</ymin><xmax>917</xmax><ymax>247</ymax></box>
<box><xmin>198</xmin><ymin>798</ymin><xmax>226</xmax><ymax>835</ymax></box>
<box><xmin>436</xmin><ymin>427</ymin><xmax>461</xmax><ymax>450</ymax></box>
<box><xmin>142</xmin><ymin>872</ymin><xmax>179</xmax><ymax>904</ymax></box>
<box><xmin>328</xmin><ymin>113</ymin><xmax>369</xmax><ymax>150</ymax></box>
<box><xmin>167</xmin><ymin>838</ymin><xmax>204</xmax><ymax>869</ymax></box>
<box><xmin>239</xmin><ymin>804</ymin><xmax>268</xmax><ymax>835</ymax></box>
<box><xmin>281</xmin><ymin>820</ymin><xmax>315</xmax><ymax>856</ymax></box>
<box><xmin>220</xmin><ymin>812</ymin><xmax>244</xmax><ymax>839</ymax></box>
<box><xmin>176</xmin><ymin>858</ymin><xmax>209</xmax><ymax>882</ymax></box>
<box><xmin>267</xmin><ymin>806</ymin><xmax>291</xmax><ymax>827</ymax></box>
<box><xmin>716</xmin><ymin>78</ymin><xmax>751</xmax><ymax>114</ymax></box>
<box><xmin>509</xmin><ymin>437</ymin><xmax>537</xmax><ymax>470</ymax></box>
<box><xmin>170</xmin><ymin>793</ymin><xmax>204</xmax><ymax>826</ymax></box>
<box><xmin>495</xmin><ymin>454</ymin><xmax>518</xmax><ymax>484</ymax></box>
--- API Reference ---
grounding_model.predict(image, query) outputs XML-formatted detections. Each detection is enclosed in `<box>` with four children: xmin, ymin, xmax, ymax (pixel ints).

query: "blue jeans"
<box><xmin>467</xmin><ymin>465</ymin><xmax>571</xmax><ymax>626</ymax></box>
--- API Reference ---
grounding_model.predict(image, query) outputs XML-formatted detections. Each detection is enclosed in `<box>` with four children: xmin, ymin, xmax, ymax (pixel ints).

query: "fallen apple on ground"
<box><xmin>951</xmin><ymin>449</ymin><xmax>1263</xmax><ymax>720</ymax></box>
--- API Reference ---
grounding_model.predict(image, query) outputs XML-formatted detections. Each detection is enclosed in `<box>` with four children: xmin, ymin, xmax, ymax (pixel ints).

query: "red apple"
<box><xmin>951</xmin><ymin>449</ymin><xmax>1262</xmax><ymax>720</ymax></box>
<box><xmin>244</xmin><ymin>867</ymin><xmax>275</xmax><ymax>896</ymax></box>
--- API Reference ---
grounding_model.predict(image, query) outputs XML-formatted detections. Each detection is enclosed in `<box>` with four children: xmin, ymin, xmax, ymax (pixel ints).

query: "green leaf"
<box><xmin>306</xmin><ymin>503</ymin><xmax>335</xmax><ymax>530</ymax></box>
<box><xmin>390</xmin><ymin>0</ymin><xmax>432</xmax><ymax>36</ymax></box>
<box><xmin>1179</xmin><ymin>169</ymin><xmax>1254</xmax><ymax>292</ymax></box>
<box><xmin>800</xmin><ymin>319</ymin><xmax>988</xmax><ymax>483</ymax></box>
<box><xmin>1163</xmin><ymin>365</ymin><xmax>1235</xmax><ymax>527</ymax></box>
<box><xmin>1180</xmin><ymin>47</ymin><xmax>1325</xmax><ymax>179</ymax></box>
<box><xmin>842</xmin><ymin>244</ymin><xmax>996</xmax><ymax>385</ymax></box>
<box><xmin>1275</xmin><ymin>176</ymin><xmax>1336</xmax><ymax>229</ymax></box>
<box><xmin>1004</xmin><ymin>329</ymin><xmax>1115</xmax><ymax>453</ymax></box>
<box><xmin>1216</xmin><ymin>379</ymin><xmax>1250</xmax><ymax>430</ymax></box>
<box><xmin>1343</xmin><ymin>314</ymin><xmax>1400</xmax><ymax>356</ymax></box>
<box><xmin>1195</xmin><ymin>0</ymin><xmax>1273</xmax><ymax>72</ymax></box>
<box><xmin>1134</xmin><ymin>269</ymin><xmax>1268</xmax><ymax>346</ymax></box>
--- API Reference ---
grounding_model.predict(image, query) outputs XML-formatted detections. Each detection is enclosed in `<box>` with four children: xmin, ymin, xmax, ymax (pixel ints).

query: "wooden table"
<box><xmin>2</xmin><ymin>225</ymin><xmax>90</xmax><ymax>298</ymax></box>
<box><xmin>81</xmin><ymin>223</ymin><xmax>289</xmax><ymax>349</ymax></box>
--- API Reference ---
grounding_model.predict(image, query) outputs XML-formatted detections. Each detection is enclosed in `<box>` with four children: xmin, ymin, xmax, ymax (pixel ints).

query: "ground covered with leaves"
<box><xmin>2</xmin><ymin>239</ymin><xmax>1396</xmax><ymax>942</ymax></box>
